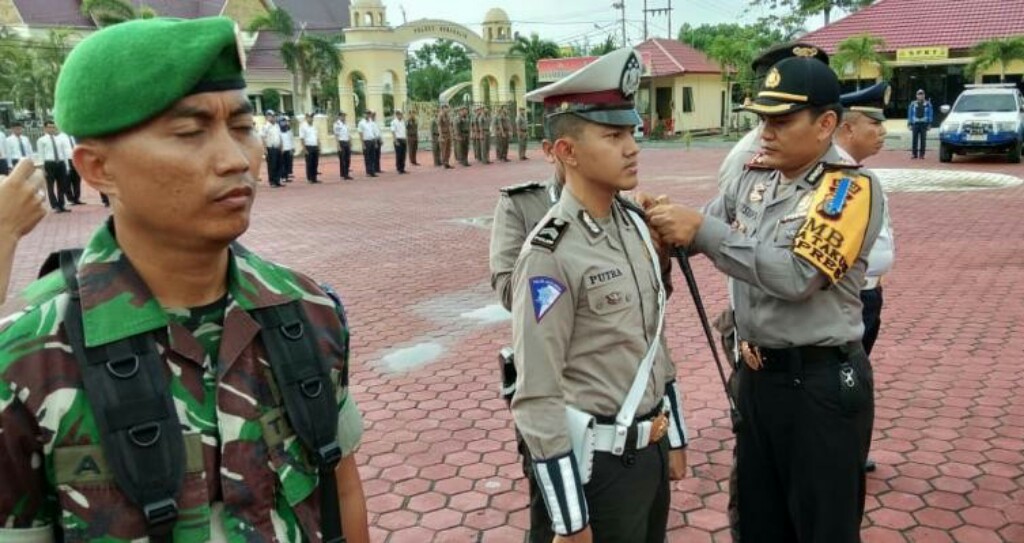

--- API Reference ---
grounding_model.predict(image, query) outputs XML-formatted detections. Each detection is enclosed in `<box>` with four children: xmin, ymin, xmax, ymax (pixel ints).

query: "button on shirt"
<box><xmin>36</xmin><ymin>134</ymin><xmax>68</xmax><ymax>162</ymax></box>
<box><xmin>334</xmin><ymin>120</ymin><xmax>350</xmax><ymax>142</ymax></box>
<box><xmin>390</xmin><ymin>118</ymin><xmax>407</xmax><ymax>139</ymax></box>
<box><xmin>298</xmin><ymin>121</ymin><xmax>319</xmax><ymax>147</ymax></box>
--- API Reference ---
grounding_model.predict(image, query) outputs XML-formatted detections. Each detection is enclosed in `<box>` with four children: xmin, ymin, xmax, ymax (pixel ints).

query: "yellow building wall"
<box><xmin>0</xmin><ymin>0</ymin><xmax>23</xmax><ymax>25</ymax></box>
<box><xmin>837</xmin><ymin>61</ymin><xmax>883</xmax><ymax>83</ymax></box>
<box><xmin>655</xmin><ymin>74</ymin><xmax>726</xmax><ymax>132</ymax></box>
<box><xmin>974</xmin><ymin>59</ymin><xmax>1024</xmax><ymax>81</ymax></box>
<box><xmin>221</xmin><ymin>0</ymin><xmax>269</xmax><ymax>29</ymax></box>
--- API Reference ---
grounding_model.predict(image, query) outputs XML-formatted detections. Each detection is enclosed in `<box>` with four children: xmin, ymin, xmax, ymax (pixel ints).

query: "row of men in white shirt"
<box><xmin>1</xmin><ymin>125</ymin><xmax>77</xmax><ymax>169</ymax></box>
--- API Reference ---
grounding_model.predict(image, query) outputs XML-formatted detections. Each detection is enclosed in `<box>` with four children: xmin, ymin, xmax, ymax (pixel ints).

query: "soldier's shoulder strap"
<box><xmin>500</xmin><ymin>181</ymin><xmax>544</xmax><ymax>196</ymax></box>
<box><xmin>805</xmin><ymin>160</ymin><xmax>863</xmax><ymax>185</ymax></box>
<box><xmin>529</xmin><ymin>216</ymin><xmax>569</xmax><ymax>251</ymax></box>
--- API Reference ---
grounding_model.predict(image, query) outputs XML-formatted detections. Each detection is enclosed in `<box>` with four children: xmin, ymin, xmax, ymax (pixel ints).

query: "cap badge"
<box><xmin>883</xmin><ymin>85</ymin><xmax>892</xmax><ymax>106</ymax></box>
<box><xmin>792</xmin><ymin>46</ymin><xmax>819</xmax><ymax>58</ymax></box>
<box><xmin>765</xmin><ymin>67</ymin><xmax>782</xmax><ymax>89</ymax></box>
<box><xmin>234</xmin><ymin>23</ymin><xmax>248</xmax><ymax>71</ymax></box>
<box><xmin>620</xmin><ymin>53</ymin><xmax>642</xmax><ymax>99</ymax></box>
<box><xmin>560</xmin><ymin>102</ymin><xmax>570</xmax><ymax>112</ymax></box>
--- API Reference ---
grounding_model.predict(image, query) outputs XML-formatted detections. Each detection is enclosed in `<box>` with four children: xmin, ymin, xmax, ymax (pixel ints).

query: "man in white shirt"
<box><xmin>357</xmin><ymin>111</ymin><xmax>377</xmax><ymax>177</ymax></box>
<box><xmin>370</xmin><ymin>111</ymin><xmax>383</xmax><ymax>173</ymax></box>
<box><xmin>35</xmin><ymin>120</ymin><xmax>70</xmax><ymax>212</ymax></box>
<box><xmin>836</xmin><ymin>81</ymin><xmax>895</xmax><ymax>474</ymax></box>
<box><xmin>56</xmin><ymin>130</ymin><xmax>85</xmax><ymax>205</ymax></box>
<box><xmin>334</xmin><ymin>113</ymin><xmax>353</xmax><ymax>180</ymax></box>
<box><xmin>4</xmin><ymin>123</ymin><xmax>33</xmax><ymax>171</ymax></box>
<box><xmin>390</xmin><ymin>111</ymin><xmax>408</xmax><ymax>174</ymax></box>
<box><xmin>261</xmin><ymin>110</ymin><xmax>284</xmax><ymax>187</ymax></box>
<box><xmin>298</xmin><ymin>113</ymin><xmax>321</xmax><ymax>183</ymax></box>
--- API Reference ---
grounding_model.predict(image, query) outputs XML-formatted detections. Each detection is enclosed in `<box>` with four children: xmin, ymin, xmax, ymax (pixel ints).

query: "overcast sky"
<box><xmin>387</xmin><ymin>0</ymin><xmax>830</xmax><ymax>48</ymax></box>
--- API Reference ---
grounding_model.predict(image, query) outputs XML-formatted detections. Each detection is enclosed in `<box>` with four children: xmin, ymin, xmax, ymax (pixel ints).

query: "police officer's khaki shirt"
<box><xmin>693</xmin><ymin>145</ymin><xmax>884</xmax><ymax>348</ymax></box>
<box><xmin>489</xmin><ymin>178</ymin><xmax>562</xmax><ymax>310</ymax></box>
<box><xmin>511</xmin><ymin>188</ymin><xmax>676</xmax><ymax>459</ymax></box>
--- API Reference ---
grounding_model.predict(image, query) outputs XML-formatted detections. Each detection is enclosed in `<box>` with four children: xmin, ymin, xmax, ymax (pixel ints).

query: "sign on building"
<box><xmin>896</xmin><ymin>47</ymin><xmax>950</xmax><ymax>62</ymax></box>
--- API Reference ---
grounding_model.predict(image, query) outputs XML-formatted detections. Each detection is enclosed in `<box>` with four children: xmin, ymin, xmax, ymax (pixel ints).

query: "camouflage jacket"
<box><xmin>0</xmin><ymin>222</ymin><xmax>362</xmax><ymax>542</ymax></box>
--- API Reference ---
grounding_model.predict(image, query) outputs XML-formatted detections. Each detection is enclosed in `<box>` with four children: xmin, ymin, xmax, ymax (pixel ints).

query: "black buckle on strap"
<box><xmin>316</xmin><ymin>442</ymin><xmax>342</xmax><ymax>468</ymax></box>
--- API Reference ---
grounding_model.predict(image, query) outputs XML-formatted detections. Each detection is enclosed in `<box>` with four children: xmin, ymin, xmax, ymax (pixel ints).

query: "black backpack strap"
<box><xmin>39</xmin><ymin>248</ymin><xmax>83</xmax><ymax>279</ymax></box>
<box><xmin>59</xmin><ymin>251</ymin><xmax>185</xmax><ymax>542</ymax></box>
<box><xmin>253</xmin><ymin>301</ymin><xmax>345</xmax><ymax>543</ymax></box>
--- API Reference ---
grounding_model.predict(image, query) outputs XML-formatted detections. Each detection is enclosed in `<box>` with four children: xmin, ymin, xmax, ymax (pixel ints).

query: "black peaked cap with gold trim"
<box><xmin>840</xmin><ymin>81</ymin><xmax>891</xmax><ymax>121</ymax></box>
<box><xmin>751</xmin><ymin>42</ymin><xmax>830</xmax><ymax>78</ymax></box>
<box><xmin>743</xmin><ymin>56</ymin><xmax>841</xmax><ymax>117</ymax></box>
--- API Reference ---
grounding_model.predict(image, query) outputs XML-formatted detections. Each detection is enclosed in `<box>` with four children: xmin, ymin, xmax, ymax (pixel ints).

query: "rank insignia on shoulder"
<box><xmin>501</xmin><ymin>181</ymin><xmax>544</xmax><ymax>195</ymax></box>
<box><xmin>531</xmin><ymin>217</ymin><xmax>568</xmax><ymax>251</ymax></box>
<box><xmin>530</xmin><ymin>276</ymin><xmax>566</xmax><ymax>322</ymax></box>
<box><xmin>745</xmin><ymin>153</ymin><xmax>772</xmax><ymax>170</ymax></box>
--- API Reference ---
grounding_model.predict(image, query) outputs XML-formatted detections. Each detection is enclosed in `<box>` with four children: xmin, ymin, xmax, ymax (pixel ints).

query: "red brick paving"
<box><xmin>6</xmin><ymin>145</ymin><xmax>1024</xmax><ymax>542</ymax></box>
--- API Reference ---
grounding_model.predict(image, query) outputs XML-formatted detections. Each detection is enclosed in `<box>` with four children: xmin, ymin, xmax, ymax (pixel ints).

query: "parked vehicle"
<box><xmin>939</xmin><ymin>84</ymin><xmax>1024</xmax><ymax>163</ymax></box>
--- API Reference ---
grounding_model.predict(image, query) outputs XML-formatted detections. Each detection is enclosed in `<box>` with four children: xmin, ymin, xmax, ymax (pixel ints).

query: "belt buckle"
<box><xmin>740</xmin><ymin>341</ymin><xmax>763</xmax><ymax>371</ymax></box>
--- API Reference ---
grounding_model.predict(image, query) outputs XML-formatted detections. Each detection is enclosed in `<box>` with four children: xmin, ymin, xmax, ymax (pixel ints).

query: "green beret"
<box><xmin>55</xmin><ymin>17</ymin><xmax>246</xmax><ymax>138</ymax></box>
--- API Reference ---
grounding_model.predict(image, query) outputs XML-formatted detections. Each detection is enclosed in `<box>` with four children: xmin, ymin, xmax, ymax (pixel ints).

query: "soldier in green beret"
<box><xmin>0</xmin><ymin>17</ymin><xmax>369</xmax><ymax>543</ymax></box>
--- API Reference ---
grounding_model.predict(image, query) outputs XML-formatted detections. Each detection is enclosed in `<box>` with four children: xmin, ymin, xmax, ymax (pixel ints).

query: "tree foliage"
<box><xmin>967</xmin><ymin>36</ymin><xmax>1024</xmax><ymax>82</ymax></box>
<box><xmin>406</xmin><ymin>39</ymin><xmax>472</xmax><ymax>102</ymax></box>
<box><xmin>0</xmin><ymin>27</ymin><xmax>76</xmax><ymax>118</ymax></box>
<box><xmin>831</xmin><ymin>34</ymin><xmax>888</xmax><ymax>88</ymax></box>
<box><xmin>81</xmin><ymin>0</ymin><xmax>157</xmax><ymax>27</ymax></box>
<box><xmin>511</xmin><ymin>33</ymin><xmax>561</xmax><ymax>91</ymax></box>
<box><xmin>679</xmin><ymin>22</ymin><xmax>786</xmax><ymax>94</ymax></box>
<box><xmin>747</xmin><ymin>0</ymin><xmax>874</xmax><ymax>26</ymax></box>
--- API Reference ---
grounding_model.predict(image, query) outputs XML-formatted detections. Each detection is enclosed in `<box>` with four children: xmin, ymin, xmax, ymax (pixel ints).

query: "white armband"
<box><xmin>533</xmin><ymin>452</ymin><xmax>589</xmax><ymax>536</ymax></box>
<box><xmin>0</xmin><ymin>525</ymin><xmax>56</xmax><ymax>543</ymax></box>
<box><xmin>665</xmin><ymin>380</ymin><xmax>689</xmax><ymax>449</ymax></box>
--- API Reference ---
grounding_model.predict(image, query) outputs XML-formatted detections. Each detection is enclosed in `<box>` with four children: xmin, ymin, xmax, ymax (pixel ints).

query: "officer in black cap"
<box><xmin>838</xmin><ymin>80</ymin><xmax>895</xmax><ymax>475</ymax></box>
<box><xmin>715</xmin><ymin>42</ymin><xmax>832</xmax><ymax>541</ymax></box>
<box><xmin>648</xmin><ymin>56</ymin><xmax>884</xmax><ymax>542</ymax></box>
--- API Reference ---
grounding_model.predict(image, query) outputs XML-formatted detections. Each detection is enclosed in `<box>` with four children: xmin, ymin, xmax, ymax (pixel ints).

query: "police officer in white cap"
<box><xmin>510</xmin><ymin>47</ymin><xmax>690</xmax><ymax>543</ymax></box>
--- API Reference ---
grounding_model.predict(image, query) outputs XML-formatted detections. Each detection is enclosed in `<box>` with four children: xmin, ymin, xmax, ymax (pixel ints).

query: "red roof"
<box><xmin>802</xmin><ymin>0</ymin><xmax>1024</xmax><ymax>53</ymax></box>
<box><xmin>634</xmin><ymin>38</ymin><xmax>721</xmax><ymax>76</ymax></box>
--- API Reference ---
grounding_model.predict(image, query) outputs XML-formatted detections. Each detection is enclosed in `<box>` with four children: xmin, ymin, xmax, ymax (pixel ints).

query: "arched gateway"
<box><xmin>339</xmin><ymin>1</ymin><xmax>526</xmax><ymax>122</ymax></box>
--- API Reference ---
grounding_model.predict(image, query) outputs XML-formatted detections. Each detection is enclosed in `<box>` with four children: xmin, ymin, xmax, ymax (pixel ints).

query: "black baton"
<box><xmin>673</xmin><ymin>247</ymin><xmax>743</xmax><ymax>430</ymax></box>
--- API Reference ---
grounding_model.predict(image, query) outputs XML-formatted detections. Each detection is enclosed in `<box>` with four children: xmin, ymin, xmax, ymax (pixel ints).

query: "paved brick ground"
<box><xmin>6</xmin><ymin>144</ymin><xmax>1024</xmax><ymax>543</ymax></box>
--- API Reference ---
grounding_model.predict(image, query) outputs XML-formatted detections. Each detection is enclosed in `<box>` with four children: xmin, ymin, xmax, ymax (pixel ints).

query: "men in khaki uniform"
<box><xmin>492</xmin><ymin>105</ymin><xmax>508</xmax><ymax>161</ymax></box>
<box><xmin>472</xmin><ymin>106</ymin><xmax>483</xmax><ymax>162</ymax></box>
<box><xmin>517</xmin><ymin>107</ymin><xmax>530</xmax><ymax>160</ymax></box>
<box><xmin>648</xmin><ymin>56</ymin><xmax>883</xmax><ymax>543</ymax></box>
<box><xmin>438</xmin><ymin>103</ymin><xmax>453</xmax><ymax>169</ymax></box>
<box><xmin>511</xmin><ymin>47</ymin><xmax>689</xmax><ymax>543</ymax></box>
<box><xmin>480</xmin><ymin>107</ymin><xmax>493</xmax><ymax>164</ymax></box>
<box><xmin>456</xmin><ymin>106</ymin><xmax>471</xmax><ymax>167</ymax></box>
<box><xmin>430</xmin><ymin>113</ymin><xmax>441</xmax><ymax>166</ymax></box>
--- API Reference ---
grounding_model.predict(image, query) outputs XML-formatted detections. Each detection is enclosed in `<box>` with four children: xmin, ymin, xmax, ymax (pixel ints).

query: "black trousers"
<box><xmin>0</xmin><ymin>160</ymin><xmax>9</xmax><ymax>175</ymax></box>
<box><xmin>304</xmin><ymin>145</ymin><xmax>320</xmax><ymax>182</ymax></box>
<box><xmin>66</xmin><ymin>162</ymin><xmax>82</xmax><ymax>203</ymax></box>
<box><xmin>860</xmin><ymin>287</ymin><xmax>884</xmax><ymax>356</ymax></box>
<box><xmin>282</xmin><ymin>150</ymin><xmax>293</xmax><ymax>179</ymax></box>
<box><xmin>43</xmin><ymin>161</ymin><xmax>68</xmax><ymax>210</ymax></box>
<box><xmin>394</xmin><ymin>138</ymin><xmax>407</xmax><ymax>173</ymax></box>
<box><xmin>266</xmin><ymin>147</ymin><xmax>282</xmax><ymax>186</ymax></box>
<box><xmin>736</xmin><ymin>344</ymin><xmax>873</xmax><ymax>543</ymax></box>
<box><xmin>911</xmin><ymin>123</ymin><xmax>929</xmax><ymax>157</ymax></box>
<box><xmin>373</xmin><ymin>139</ymin><xmax>382</xmax><ymax>172</ymax></box>
<box><xmin>363</xmin><ymin>141</ymin><xmax>376</xmax><ymax>176</ymax></box>
<box><xmin>338</xmin><ymin>142</ymin><xmax>351</xmax><ymax>178</ymax></box>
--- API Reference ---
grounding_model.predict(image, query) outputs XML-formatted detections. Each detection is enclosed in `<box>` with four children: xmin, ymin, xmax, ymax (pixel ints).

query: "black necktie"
<box><xmin>50</xmin><ymin>135</ymin><xmax>58</xmax><ymax>161</ymax></box>
<box><xmin>18</xmin><ymin>137</ymin><xmax>27</xmax><ymax>157</ymax></box>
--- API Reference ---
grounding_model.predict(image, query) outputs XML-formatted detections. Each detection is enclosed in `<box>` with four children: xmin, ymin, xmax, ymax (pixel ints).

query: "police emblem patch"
<box><xmin>620</xmin><ymin>53</ymin><xmax>642</xmax><ymax>99</ymax></box>
<box><xmin>765</xmin><ymin>67</ymin><xmax>782</xmax><ymax>89</ymax></box>
<box><xmin>530</xmin><ymin>276</ymin><xmax>566</xmax><ymax>322</ymax></box>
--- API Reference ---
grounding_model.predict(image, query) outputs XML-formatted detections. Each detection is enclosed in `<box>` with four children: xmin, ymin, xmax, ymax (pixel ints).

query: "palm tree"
<box><xmin>967</xmin><ymin>36</ymin><xmax>1024</xmax><ymax>83</ymax></box>
<box><xmin>707</xmin><ymin>36</ymin><xmax>753</xmax><ymax>133</ymax></box>
<box><xmin>81</xmin><ymin>0</ymin><xmax>157</xmax><ymax>27</ymax></box>
<box><xmin>831</xmin><ymin>34</ymin><xmax>888</xmax><ymax>89</ymax></box>
<box><xmin>511</xmin><ymin>33</ymin><xmax>560</xmax><ymax>91</ymax></box>
<box><xmin>249</xmin><ymin>8</ymin><xmax>342</xmax><ymax>114</ymax></box>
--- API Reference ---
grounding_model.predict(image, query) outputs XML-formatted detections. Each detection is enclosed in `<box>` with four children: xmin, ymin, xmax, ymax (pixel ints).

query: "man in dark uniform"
<box><xmin>456</xmin><ymin>106</ymin><xmax>471</xmax><ymax>167</ymax></box>
<box><xmin>511</xmin><ymin>47</ymin><xmax>689</xmax><ymax>543</ymax></box>
<box><xmin>430</xmin><ymin>112</ymin><xmax>441</xmax><ymax>166</ymax></box>
<box><xmin>649</xmin><ymin>56</ymin><xmax>884</xmax><ymax>543</ymax></box>
<box><xmin>407</xmin><ymin>110</ymin><xmax>419</xmax><ymax>165</ymax></box>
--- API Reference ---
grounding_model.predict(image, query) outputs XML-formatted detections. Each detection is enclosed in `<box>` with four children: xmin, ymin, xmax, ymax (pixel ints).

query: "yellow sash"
<box><xmin>792</xmin><ymin>171</ymin><xmax>872</xmax><ymax>283</ymax></box>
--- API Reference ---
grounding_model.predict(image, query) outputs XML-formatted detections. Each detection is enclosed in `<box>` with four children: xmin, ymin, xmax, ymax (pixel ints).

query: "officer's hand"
<box><xmin>0</xmin><ymin>159</ymin><xmax>47</xmax><ymax>240</ymax></box>
<box><xmin>669</xmin><ymin>448</ymin><xmax>688</xmax><ymax>480</ymax></box>
<box><xmin>646</xmin><ymin>203</ymin><xmax>704</xmax><ymax>247</ymax></box>
<box><xmin>553</xmin><ymin>526</ymin><xmax>593</xmax><ymax>543</ymax></box>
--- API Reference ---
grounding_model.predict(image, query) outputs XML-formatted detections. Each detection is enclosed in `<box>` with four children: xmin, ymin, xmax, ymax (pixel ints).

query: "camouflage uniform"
<box><xmin>0</xmin><ymin>223</ymin><xmax>363</xmax><ymax>542</ymax></box>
